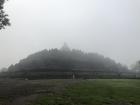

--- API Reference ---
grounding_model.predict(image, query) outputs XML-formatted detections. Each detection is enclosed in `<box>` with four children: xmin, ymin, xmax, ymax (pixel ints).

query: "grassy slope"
<box><xmin>36</xmin><ymin>79</ymin><xmax>140</xmax><ymax>105</ymax></box>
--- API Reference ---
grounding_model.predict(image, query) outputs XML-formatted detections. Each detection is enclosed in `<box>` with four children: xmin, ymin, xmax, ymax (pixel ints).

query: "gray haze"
<box><xmin>0</xmin><ymin>0</ymin><xmax>140</xmax><ymax>68</ymax></box>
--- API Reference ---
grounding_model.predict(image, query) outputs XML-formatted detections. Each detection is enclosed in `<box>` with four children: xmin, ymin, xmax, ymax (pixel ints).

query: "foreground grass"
<box><xmin>0</xmin><ymin>79</ymin><xmax>140</xmax><ymax>105</ymax></box>
<box><xmin>36</xmin><ymin>79</ymin><xmax>140</xmax><ymax>105</ymax></box>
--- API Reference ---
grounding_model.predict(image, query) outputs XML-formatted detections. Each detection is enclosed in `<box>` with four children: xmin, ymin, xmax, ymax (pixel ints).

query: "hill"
<box><xmin>0</xmin><ymin>46</ymin><xmax>135</xmax><ymax>79</ymax></box>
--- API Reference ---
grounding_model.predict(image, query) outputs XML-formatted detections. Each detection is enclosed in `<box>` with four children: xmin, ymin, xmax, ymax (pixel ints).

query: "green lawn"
<box><xmin>36</xmin><ymin>79</ymin><xmax>140</xmax><ymax>105</ymax></box>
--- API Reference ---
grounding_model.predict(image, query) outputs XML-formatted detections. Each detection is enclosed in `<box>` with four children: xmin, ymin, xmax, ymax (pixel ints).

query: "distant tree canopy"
<box><xmin>0</xmin><ymin>0</ymin><xmax>10</xmax><ymax>30</ymax></box>
<box><xmin>8</xmin><ymin>48</ymin><xmax>128</xmax><ymax>73</ymax></box>
<box><xmin>0</xmin><ymin>46</ymin><xmax>133</xmax><ymax>79</ymax></box>
<box><xmin>132</xmin><ymin>61</ymin><xmax>140</xmax><ymax>72</ymax></box>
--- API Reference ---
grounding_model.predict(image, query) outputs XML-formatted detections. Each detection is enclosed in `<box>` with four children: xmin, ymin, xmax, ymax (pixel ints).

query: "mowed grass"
<box><xmin>36</xmin><ymin>79</ymin><xmax>140</xmax><ymax>105</ymax></box>
<box><xmin>0</xmin><ymin>79</ymin><xmax>140</xmax><ymax>105</ymax></box>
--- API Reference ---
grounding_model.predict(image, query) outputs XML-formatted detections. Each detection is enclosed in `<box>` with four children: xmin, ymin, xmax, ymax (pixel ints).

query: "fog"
<box><xmin>0</xmin><ymin>0</ymin><xmax>140</xmax><ymax>68</ymax></box>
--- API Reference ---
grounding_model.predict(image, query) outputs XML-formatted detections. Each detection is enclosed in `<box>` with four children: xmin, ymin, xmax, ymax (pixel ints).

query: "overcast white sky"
<box><xmin>0</xmin><ymin>0</ymin><xmax>140</xmax><ymax>68</ymax></box>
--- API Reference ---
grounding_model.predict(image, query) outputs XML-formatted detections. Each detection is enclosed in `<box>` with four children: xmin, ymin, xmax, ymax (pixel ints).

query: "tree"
<box><xmin>132</xmin><ymin>61</ymin><xmax>140</xmax><ymax>72</ymax></box>
<box><xmin>0</xmin><ymin>0</ymin><xmax>10</xmax><ymax>30</ymax></box>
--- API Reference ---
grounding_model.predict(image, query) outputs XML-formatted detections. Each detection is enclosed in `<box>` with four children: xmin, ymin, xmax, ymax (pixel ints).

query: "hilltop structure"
<box><xmin>0</xmin><ymin>46</ymin><xmax>136</xmax><ymax>79</ymax></box>
<box><xmin>60</xmin><ymin>43</ymin><xmax>71</xmax><ymax>51</ymax></box>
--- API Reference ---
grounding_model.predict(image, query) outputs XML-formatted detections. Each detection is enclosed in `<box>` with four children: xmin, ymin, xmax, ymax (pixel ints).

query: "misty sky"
<box><xmin>0</xmin><ymin>0</ymin><xmax>140</xmax><ymax>68</ymax></box>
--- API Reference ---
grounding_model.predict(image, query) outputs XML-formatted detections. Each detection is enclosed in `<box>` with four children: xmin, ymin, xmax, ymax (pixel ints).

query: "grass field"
<box><xmin>0</xmin><ymin>79</ymin><xmax>140</xmax><ymax>105</ymax></box>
